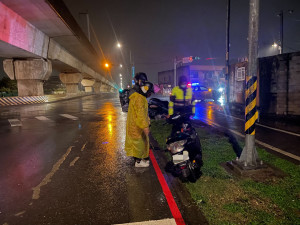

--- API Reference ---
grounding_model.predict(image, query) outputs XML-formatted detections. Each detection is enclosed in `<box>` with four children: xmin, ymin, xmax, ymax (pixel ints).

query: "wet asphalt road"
<box><xmin>194</xmin><ymin>101</ymin><xmax>300</xmax><ymax>163</ymax></box>
<box><xmin>0</xmin><ymin>94</ymin><xmax>178</xmax><ymax>225</ymax></box>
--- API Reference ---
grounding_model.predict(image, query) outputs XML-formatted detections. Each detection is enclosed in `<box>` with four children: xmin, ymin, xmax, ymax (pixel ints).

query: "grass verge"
<box><xmin>150</xmin><ymin>120</ymin><xmax>300</xmax><ymax>225</ymax></box>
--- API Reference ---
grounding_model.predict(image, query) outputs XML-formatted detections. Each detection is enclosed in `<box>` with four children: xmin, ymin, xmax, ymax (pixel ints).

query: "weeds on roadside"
<box><xmin>150</xmin><ymin>120</ymin><xmax>300</xmax><ymax>225</ymax></box>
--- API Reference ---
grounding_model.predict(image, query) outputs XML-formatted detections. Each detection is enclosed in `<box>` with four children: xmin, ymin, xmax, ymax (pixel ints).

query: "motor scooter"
<box><xmin>148</xmin><ymin>98</ymin><xmax>169</xmax><ymax>119</ymax></box>
<box><xmin>165</xmin><ymin>113</ymin><xmax>203</xmax><ymax>182</ymax></box>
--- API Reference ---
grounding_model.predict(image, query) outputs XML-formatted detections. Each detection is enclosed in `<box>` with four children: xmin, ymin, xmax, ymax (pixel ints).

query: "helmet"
<box><xmin>179</xmin><ymin>75</ymin><xmax>187</xmax><ymax>85</ymax></box>
<box><xmin>134</xmin><ymin>72</ymin><xmax>148</xmax><ymax>85</ymax></box>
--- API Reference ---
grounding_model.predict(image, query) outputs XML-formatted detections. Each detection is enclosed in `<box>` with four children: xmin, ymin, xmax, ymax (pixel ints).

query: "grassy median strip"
<box><xmin>150</xmin><ymin>120</ymin><xmax>300</xmax><ymax>225</ymax></box>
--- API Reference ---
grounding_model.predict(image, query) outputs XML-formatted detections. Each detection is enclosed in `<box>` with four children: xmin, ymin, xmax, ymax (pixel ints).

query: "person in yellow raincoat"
<box><xmin>125</xmin><ymin>74</ymin><xmax>154</xmax><ymax>167</ymax></box>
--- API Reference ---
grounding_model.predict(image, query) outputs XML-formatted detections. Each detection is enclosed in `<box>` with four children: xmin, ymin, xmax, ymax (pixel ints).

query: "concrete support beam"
<box><xmin>100</xmin><ymin>84</ymin><xmax>110</xmax><ymax>92</ymax></box>
<box><xmin>81</xmin><ymin>79</ymin><xmax>95</xmax><ymax>93</ymax></box>
<box><xmin>0</xmin><ymin>2</ymin><xmax>49</xmax><ymax>58</ymax></box>
<box><xmin>3</xmin><ymin>58</ymin><xmax>52</xmax><ymax>96</ymax></box>
<box><xmin>93</xmin><ymin>81</ymin><xmax>102</xmax><ymax>94</ymax></box>
<box><xmin>59</xmin><ymin>73</ymin><xmax>82</xmax><ymax>94</ymax></box>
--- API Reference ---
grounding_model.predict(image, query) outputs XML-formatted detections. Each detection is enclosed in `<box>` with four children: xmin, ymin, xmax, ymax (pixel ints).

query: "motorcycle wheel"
<box><xmin>179</xmin><ymin>166</ymin><xmax>190</xmax><ymax>183</ymax></box>
<box><xmin>188</xmin><ymin>161</ymin><xmax>201</xmax><ymax>183</ymax></box>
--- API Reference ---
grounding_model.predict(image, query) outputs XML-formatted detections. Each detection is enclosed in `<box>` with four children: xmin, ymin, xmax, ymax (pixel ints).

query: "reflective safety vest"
<box><xmin>168</xmin><ymin>86</ymin><xmax>195</xmax><ymax>115</ymax></box>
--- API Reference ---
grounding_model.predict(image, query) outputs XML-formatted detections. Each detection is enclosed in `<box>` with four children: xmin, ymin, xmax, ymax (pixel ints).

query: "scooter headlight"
<box><xmin>167</xmin><ymin>140</ymin><xmax>187</xmax><ymax>154</ymax></box>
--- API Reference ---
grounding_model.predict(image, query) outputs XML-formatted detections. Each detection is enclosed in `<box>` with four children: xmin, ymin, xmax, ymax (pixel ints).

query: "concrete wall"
<box><xmin>260</xmin><ymin>53</ymin><xmax>300</xmax><ymax>116</ymax></box>
<box><xmin>229</xmin><ymin>52</ymin><xmax>300</xmax><ymax>116</ymax></box>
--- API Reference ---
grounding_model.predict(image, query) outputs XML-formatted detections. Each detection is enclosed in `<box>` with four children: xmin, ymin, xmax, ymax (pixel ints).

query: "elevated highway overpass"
<box><xmin>0</xmin><ymin>0</ymin><xmax>116</xmax><ymax>97</ymax></box>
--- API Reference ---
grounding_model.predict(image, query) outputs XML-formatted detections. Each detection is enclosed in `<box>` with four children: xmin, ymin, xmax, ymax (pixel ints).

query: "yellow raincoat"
<box><xmin>125</xmin><ymin>92</ymin><xmax>149</xmax><ymax>159</ymax></box>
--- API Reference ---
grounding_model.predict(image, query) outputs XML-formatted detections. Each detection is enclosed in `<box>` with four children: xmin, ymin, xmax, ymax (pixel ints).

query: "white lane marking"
<box><xmin>32</xmin><ymin>146</ymin><xmax>74</xmax><ymax>200</ymax></box>
<box><xmin>14</xmin><ymin>211</ymin><xmax>26</xmax><ymax>216</ymax></box>
<box><xmin>69</xmin><ymin>157</ymin><xmax>80</xmax><ymax>167</ymax></box>
<box><xmin>8</xmin><ymin>119</ymin><xmax>22</xmax><ymax>127</ymax></box>
<box><xmin>60</xmin><ymin>114</ymin><xmax>78</xmax><ymax>120</ymax></box>
<box><xmin>256</xmin><ymin>123</ymin><xmax>300</xmax><ymax>137</ymax></box>
<box><xmin>81</xmin><ymin>142</ymin><xmax>87</xmax><ymax>151</ymax></box>
<box><xmin>114</xmin><ymin>218</ymin><xmax>176</xmax><ymax>225</ymax></box>
<box><xmin>218</xmin><ymin>112</ymin><xmax>300</xmax><ymax>137</ymax></box>
<box><xmin>199</xmin><ymin>118</ymin><xmax>300</xmax><ymax>162</ymax></box>
<box><xmin>35</xmin><ymin>116</ymin><xmax>52</xmax><ymax>122</ymax></box>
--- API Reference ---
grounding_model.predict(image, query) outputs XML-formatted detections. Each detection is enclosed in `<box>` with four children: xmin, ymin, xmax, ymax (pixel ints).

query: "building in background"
<box><xmin>158</xmin><ymin>64</ymin><xmax>225</xmax><ymax>95</ymax></box>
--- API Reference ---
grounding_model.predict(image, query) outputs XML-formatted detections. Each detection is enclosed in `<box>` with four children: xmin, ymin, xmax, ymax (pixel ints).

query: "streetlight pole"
<box><xmin>173</xmin><ymin>57</ymin><xmax>182</xmax><ymax>88</ymax></box>
<box><xmin>279</xmin><ymin>10</ymin><xmax>284</xmax><ymax>54</ymax></box>
<box><xmin>278</xmin><ymin>10</ymin><xmax>293</xmax><ymax>54</ymax></box>
<box><xmin>174</xmin><ymin>58</ymin><xmax>177</xmax><ymax>87</ymax></box>
<box><xmin>117</xmin><ymin>43</ymin><xmax>133</xmax><ymax>86</ymax></box>
<box><xmin>225</xmin><ymin>0</ymin><xmax>231</xmax><ymax>103</ymax></box>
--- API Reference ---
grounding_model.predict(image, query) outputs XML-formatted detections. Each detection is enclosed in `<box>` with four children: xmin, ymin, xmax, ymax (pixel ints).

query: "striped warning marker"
<box><xmin>245</xmin><ymin>76</ymin><xmax>258</xmax><ymax>135</ymax></box>
<box><xmin>0</xmin><ymin>96</ymin><xmax>48</xmax><ymax>106</ymax></box>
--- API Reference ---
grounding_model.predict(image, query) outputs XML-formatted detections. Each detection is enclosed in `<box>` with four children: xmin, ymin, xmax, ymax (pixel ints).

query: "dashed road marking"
<box><xmin>69</xmin><ymin>157</ymin><xmax>80</xmax><ymax>167</ymax></box>
<box><xmin>32</xmin><ymin>146</ymin><xmax>74</xmax><ymax>200</ymax></box>
<box><xmin>14</xmin><ymin>211</ymin><xmax>26</xmax><ymax>217</ymax></box>
<box><xmin>35</xmin><ymin>116</ymin><xmax>52</xmax><ymax>122</ymax></box>
<box><xmin>60</xmin><ymin>114</ymin><xmax>78</xmax><ymax>120</ymax></box>
<box><xmin>81</xmin><ymin>142</ymin><xmax>87</xmax><ymax>151</ymax></box>
<box><xmin>114</xmin><ymin>218</ymin><xmax>176</xmax><ymax>225</ymax></box>
<box><xmin>8</xmin><ymin>119</ymin><xmax>22</xmax><ymax>127</ymax></box>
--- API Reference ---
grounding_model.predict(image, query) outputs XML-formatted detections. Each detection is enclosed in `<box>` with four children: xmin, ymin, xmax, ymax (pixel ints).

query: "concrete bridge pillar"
<box><xmin>93</xmin><ymin>81</ymin><xmax>102</xmax><ymax>93</ymax></box>
<box><xmin>100</xmin><ymin>83</ymin><xmax>107</xmax><ymax>92</ymax></box>
<box><xmin>3</xmin><ymin>59</ymin><xmax>52</xmax><ymax>96</ymax></box>
<box><xmin>59</xmin><ymin>73</ymin><xmax>82</xmax><ymax>94</ymax></box>
<box><xmin>81</xmin><ymin>79</ymin><xmax>95</xmax><ymax>93</ymax></box>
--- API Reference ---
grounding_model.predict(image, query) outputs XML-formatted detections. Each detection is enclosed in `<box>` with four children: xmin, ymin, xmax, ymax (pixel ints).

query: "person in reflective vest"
<box><xmin>168</xmin><ymin>75</ymin><xmax>195</xmax><ymax>116</ymax></box>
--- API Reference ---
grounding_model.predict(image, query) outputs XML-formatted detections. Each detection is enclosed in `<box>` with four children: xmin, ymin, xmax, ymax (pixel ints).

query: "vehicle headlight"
<box><xmin>218</xmin><ymin>87</ymin><xmax>224</xmax><ymax>92</ymax></box>
<box><xmin>167</xmin><ymin>140</ymin><xmax>187</xmax><ymax>154</ymax></box>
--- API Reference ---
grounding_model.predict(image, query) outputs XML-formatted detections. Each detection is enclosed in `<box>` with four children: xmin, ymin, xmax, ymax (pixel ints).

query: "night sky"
<box><xmin>63</xmin><ymin>0</ymin><xmax>300</xmax><ymax>86</ymax></box>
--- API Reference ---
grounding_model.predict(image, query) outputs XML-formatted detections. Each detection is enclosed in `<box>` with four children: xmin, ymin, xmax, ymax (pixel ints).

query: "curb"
<box><xmin>149</xmin><ymin>133</ymin><xmax>208</xmax><ymax>225</ymax></box>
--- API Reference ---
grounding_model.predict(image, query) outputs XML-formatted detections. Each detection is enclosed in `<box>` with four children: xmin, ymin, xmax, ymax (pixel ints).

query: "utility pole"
<box><xmin>238</xmin><ymin>0</ymin><xmax>260</xmax><ymax>167</ymax></box>
<box><xmin>225</xmin><ymin>0</ymin><xmax>231</xmax><ymax>103</ymax></box>
<box><xmin>279</xmin><ymin>10</ymin><xmax>284</xmax><ymax>54</ymax></box>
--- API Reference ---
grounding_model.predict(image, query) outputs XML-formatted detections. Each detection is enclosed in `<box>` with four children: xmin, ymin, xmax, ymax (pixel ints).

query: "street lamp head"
<box><xmin>105</xmin><ymin>63</ymin><xmax>110</xmax><ymax>68</ymax></box>
<box><xmin>117</xmin><ymin>43</ymin><xmax>121</xmax><ymax>48</ymax></box>
<box><xmin>120</xmin><ymin>64</ymin><xmax>123</xmax><ymax>68</ymax></box>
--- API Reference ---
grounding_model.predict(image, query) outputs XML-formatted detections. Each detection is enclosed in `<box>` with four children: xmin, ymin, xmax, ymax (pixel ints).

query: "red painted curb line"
<box><xmin>149</xmin><ymin>149</ymin><xmax>185</xmax><ymax>225</ymax></box>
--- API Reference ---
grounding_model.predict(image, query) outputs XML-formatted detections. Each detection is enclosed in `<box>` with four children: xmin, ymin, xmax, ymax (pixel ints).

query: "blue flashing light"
<box><xmin>191</xmin><ymin>82</ymin><xmax>199</xmax><ymax>86</ymax></box>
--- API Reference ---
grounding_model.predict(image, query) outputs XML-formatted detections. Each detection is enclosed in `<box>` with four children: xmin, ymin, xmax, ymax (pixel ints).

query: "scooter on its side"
<box><xmin>165</xmin><ymin>113</ymin><xmax>203</xmax><ymax>182</ymax></box>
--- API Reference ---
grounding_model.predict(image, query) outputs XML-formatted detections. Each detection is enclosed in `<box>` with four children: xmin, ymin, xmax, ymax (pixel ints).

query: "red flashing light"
<box><xmin>187</xmin><ymin>82</ymin><xmax>192</xmax><ymax>87</ymax></box>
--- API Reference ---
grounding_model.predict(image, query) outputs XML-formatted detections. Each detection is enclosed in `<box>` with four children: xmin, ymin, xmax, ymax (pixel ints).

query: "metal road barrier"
<box><xmin>0</xmin><ymin>96</ymin><xmax>48</xmax><ymax>106</ymax></box>
<box><xmin>245</xmin><ymin>76</ymin><xmax>259</xmax><ymax>135</ymax></box>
